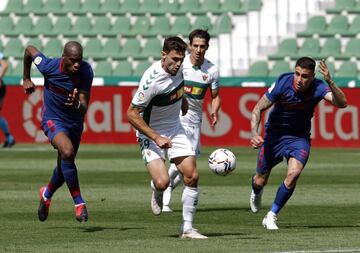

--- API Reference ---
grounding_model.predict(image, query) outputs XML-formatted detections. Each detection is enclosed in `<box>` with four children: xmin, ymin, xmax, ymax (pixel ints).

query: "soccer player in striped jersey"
<box><xmin>162</xmin><ymin>29</ymin><xmax>221</xmax><ymax>213</ymax></box>
<box><xmin>23</xmin><ymin>41</ymin><xmax>93</xmax><ymax>223</ymax></box>
<box><xmin>127</xmin><ymin>37</ymin><xmax>207</xmax><ymax>239</ymax></box>
<box><xmin>250</xmin><ymin>57</ymin><xmax>347</xmax><ymax>229</ymax></box>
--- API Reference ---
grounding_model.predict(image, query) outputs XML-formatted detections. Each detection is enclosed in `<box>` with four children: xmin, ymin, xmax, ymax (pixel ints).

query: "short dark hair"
<box><xmin>189</xmin><ymin>29</ymin><xmax>210</xmax><ymax>45</ymax></box>
<box><xmin>295</xmin><ymin>57</ymin><xmax>316</xmax><ymax>72</ymax></box>
<box><xmin>162</xmin><ymin>37</ymin><xmax>187</xmax><ymax>54</ymax></box>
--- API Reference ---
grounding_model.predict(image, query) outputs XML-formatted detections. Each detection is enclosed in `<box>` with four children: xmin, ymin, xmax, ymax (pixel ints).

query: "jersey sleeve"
<box><xmin>265</xmin><ymin>81</ymin><xmax>282</xmax><ymax>102</ymax></box>
<box><xmin>32</xmin><ymin>52</ymin><xmax>52</xmax><ymax>76</ymax></box>
<box><xmin>210</xmin><ymin>67</ymin><xmax>220</xmax><ymax>90</ymax></box>
<box><xmin>79</xmin><ymin>63</ymin><xmax>93</xmax><ymax>93</ymax></box>
<box><xmin>131</xmin><ymin>73</ymin><xmax>158</xmax><ymax>108</ymax></box>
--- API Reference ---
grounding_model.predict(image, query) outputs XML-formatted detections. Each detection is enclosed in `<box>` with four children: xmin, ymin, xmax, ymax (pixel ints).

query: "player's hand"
<box><xmin>23</xmin><ymin>79</ymin><xmax>35</xmax><ymax>94</ymax></box>
<box><xmin>210</xmin><ymin>112</ymin><xmax>217</xmax><ymax>127</ymax></box>
<box><xmin>251</xmin><ymin>135</ymin><xmax>264</xmax><ymax>149</ymax></box>
<box><xmin>181</xmin><ymin>97</ymin><xmax>188</xmax><ymax>116</ymax></box>
<box><xmin>154</xmin><ymin>135</ymin><xmax>172</xmax><ymax>149</ymax></box>
<box><xmin>65</xmin><ymin>88</ymin><xmax>80</xmax><ymax>108</ymax></box>
<box><xmin>318</xmin><ymin>59</ymin><xmax>332</xmax><ymax>83</ymax></box>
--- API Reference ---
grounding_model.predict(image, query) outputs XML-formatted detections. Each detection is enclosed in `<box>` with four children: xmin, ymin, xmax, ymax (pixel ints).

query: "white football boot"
<box><xmin>179</xmin><ymin>226</ymin><xmax>207</xmax><ymax>239</ymax></box>
<box><xmin>262</xmin><ymin>211</ymin><xmax>279</xmax><ymax>230</ymax></box>
<box><xmin>250</xmin><ymin>188</ymin><xmax>263</xmax><ymax>213</ymax></box>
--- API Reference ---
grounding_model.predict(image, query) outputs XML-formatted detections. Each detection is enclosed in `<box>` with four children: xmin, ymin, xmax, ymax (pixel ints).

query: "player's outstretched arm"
<box><xmin>319</xmin><ymin>59</ymin><xmax>347</xmax><ymax>108</ymax></box>
<box><xmin>250</xmin><ymin>95</ymin><xmax>273</xmax><ymax>149</ymax></box>
<box><xmin>22</xmin><ymin>46</ymin><xmax>39</xmax><ymax>94</ymax></box>
<box><xmin>126</xmin><ymin>105</ymin><xmax>172</xmax><ymax>149</ymax></box>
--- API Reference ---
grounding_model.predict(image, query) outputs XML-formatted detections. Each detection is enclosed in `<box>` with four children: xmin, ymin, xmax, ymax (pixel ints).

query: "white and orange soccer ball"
<box><xmin>208</xmin><ymin>148</ymin><xmax>236</xmax><ymax>176</ymax></box>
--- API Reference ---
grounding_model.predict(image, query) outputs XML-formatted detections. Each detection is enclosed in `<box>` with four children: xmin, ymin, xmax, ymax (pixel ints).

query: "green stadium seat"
<box><xmin>343</xmin><ymin>15</ymin><xmax>360</xmax><ymax>36</ymax></box>
<box><xmin>23</xmin><ymin>0</ymin><xmax>45</xmax><ymax>15</ymax></box>
<box><xmin>84</xmin><ymin>39</ymin><xmax>105</xmax><ymax>60</ymax></box>
<box><xmin>56</xmin><ymin>0</ymin><xmax>82</xmax><ymax>15</ymax></box>
<box><xmin>26</xmin><ymin>38</ymin><xmax>43</xmax><ymax>51</ymax></box>
<box><xmin>0</xmin><ymin>0</ymin><xmax>24</xmax><ymax>16</ymax></box>
<box><xmin>192</xmin><ymin>15</ymin><xmax>213</xmax><ymax>31</ymax></box>
<box><xmin>348</xmin><ymin>1</ymin><xmax>360</xmax><ymax>13</ymax></box>
<box><xmin>337</xmin><ymin>38</ymin><xmax>360</xmax><ymax>59</ymax></box>
<box><xmin>65</xmin><ymin>16</ymin><xmax>92</xmax><ymax>37</ymax></box>
<box><xmin>335</xmin><ymin>62</ymin><xmax>358</xmax><ymax>78</ymax></box>
<box><xmin>220</xmin><ymin>0</ymin><xmax>246</xmax><ymax>15</ymax></box>
<box><xmin>139</xmin><ymin>38</ymin><xmax>162</xmax><ymax>59</ymax></box>
<box><xmin>31</xmin><ymin>16</ymin><xmax>53</xmax><ymax>37</ymax></box>
<box><xmin>212</xmin><ymin>14</ymin><xmax>232</xmax><ymax>34</ymax></box>
<box><xmin>130</xmin><ymin>17</ymin><xmax>151</xmax><ymax>36</ymax></box>
<box><xmin>146</xmin><ymin>16</ymin><xmax>171</xmax><ymax>36</ymax></box>
<box><xmin>169</xmin><ymin>16</ymin><xmax>191</xmax><ymax>36</ymax></box>
<box><xmin>297</xmin><ymin>38</ymin><xmax>321</xmax><ymax>59</ymax></box>
<box><xmin>297</xmin><ymin>16</ymin><xmax>326</xmax><ymax>37</ymax></box>
<box><xmin>104</xmin><ymin>16</ymin><xmax>131</xmax><ymax>37</ymax></box>
<box><xmin>200</xmin><ymin>0</ymin><xmax>221</xmax><ymax>14</ymax></box>
<box><xmin>153</xmin><ymin>0</ymin><xmax>179</xmax><ymax>15</ymax></box>
<box><xmin>3</xmin><ymin>38</ymin><xmax>23</xmax><ymax>59</ymax></box>
<box><xmin>0</xmin><ymin>17</ymin><xmax>14</xmax><ymax>36</ymax></box>
<box><xmin>177</xmin><ymin>0</ymin><xmax>201</xmax><ymax>15</ymax></box>
<box><xmin>91</xmin><ymin>17</ymin><xmax>112</xmax><ymax>37</ymax></box>
<box><xmin>244</xmin><ymin>0</ymin><xmax>262</xmax><ymax>11</ymax></box>
<box><xmin>102</xmin><ymin>38</ymin><xmax>122</xmax><ymax>59</ymax></box>
<box><xmin>113</xmin><ymin>61</ymin><xmax>133</xmax><ymax>76</ymax></box>
<box><xmin>119</xmin><ymin>39</ymin><xmax>141</xmax><ymax>59</ymax></box>
<box><xmin>43</xmin><ymin>39</ymin><xmax>63</xmax><ymax>57</ymax></box>
<box><xmin>48</xmin><ymin>16</ymin><xmax>72</xmax><ymax>37</ymax></box>
<box><xmin>327</xmin><ymin>0</ymin><xmax>356</xmax><ymax>14</ymax></box>
<box><xmin>43</xmin><ymin>0</ymin><xmax>62</xmax><ymax>14</ymax></box>
<box><xmin>318</xmin><ymin>38</ymin><xmax>342</xmax><ymax>59</ymax></box>
<box><xmin>319</xmin><ymin>15</ymin><xmax>348</xmax><ymax>37</ymax></box>
<box><xmin>94</xmin><ymin>61</ymin><xmax>113</xmax><ymax>77</ymax></box>
<box><xmin>80</xmin><ymin>0</ymin><xmax>101</xmax><ymax>14</ymax></box>
<box><xmin>138</xmin><ymin>0</ymin><xmax>160</xmax><ymax>14</ymax></box>
<box><xmin>269</xmin><ymin>61</ymin><xmax>291</xmax><ymax>77</ymax></box>
<box><xmin>248</xmin><ymin>61</ymin><xmax>269</xmax><ymax>77</ymax></box>
<box><xmin>133</xmin><ymin>61</ymin><xmax>151</xmax><ymax>76</ymax></box>
<box><xmin>11</xmin><ymin>17</ymin><xmax>34</xmax><ymax>37</ymax></box>
<box><xmin>268</xmin><ymin>38</ymin><xmax>298</xmax><ymax>60</ymax></box>
<box><xmin>99</xmin><ymin>0</ymin><xmax>121</xmax><ymax>15</ymax></box>
<box><xmin>119</xmin><ymin>0</ymin><xmax>140</xmax><ymax>15</ymax></box>
<box><xmin>9</xmin><ymin>63</ymin><xmax>23</xmax><ymax>76</ymax></box>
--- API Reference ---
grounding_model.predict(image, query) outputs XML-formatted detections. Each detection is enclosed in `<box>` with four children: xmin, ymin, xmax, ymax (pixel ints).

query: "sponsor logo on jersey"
<box><xmin>169</xmin><ymin>86</ymin><xmax>184</xmax><ymax>101</ymax></box>
<box><xmin>184</xmin><ymin>85</ymin><xmax>203</xmax><ymax>95</ymax></box>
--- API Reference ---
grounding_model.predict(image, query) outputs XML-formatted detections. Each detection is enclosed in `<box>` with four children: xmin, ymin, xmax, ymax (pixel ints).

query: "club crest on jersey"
<box><xmin>137</xmin><ymin>92</ymin><xmax>145</xmax><ymax>102</ymax></box>
<box><xmin>202</xmin><ymin>74</ymin><xmax>208</xmax><ymax>81</ymax></box>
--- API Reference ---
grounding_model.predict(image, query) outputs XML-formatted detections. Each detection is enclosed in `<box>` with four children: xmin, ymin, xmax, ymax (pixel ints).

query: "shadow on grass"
<box><xmin>46</xmin><ymin>226</ymin><xmax>145</xmax><ymax>233</ymax></box>
<box><xmin>169</xmin><ymin>232</ymin><xmax>260</xmax><ymax>239</ymax></box>
<box><xmin>197</xmin><ymin>207</ymin><xmax>249</xmax><ymax>212</ymax></box>
<box><xmin>283</xmin><ymin>224</ymin><xmax>360</xmax><ymax>229</ymax></box>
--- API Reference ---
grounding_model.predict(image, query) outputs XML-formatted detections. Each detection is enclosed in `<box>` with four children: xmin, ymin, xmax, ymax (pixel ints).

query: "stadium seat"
<box><xmin>297</xmin><ymin>38</ymin><xmax>321</xmax><ymax>59</ymax></box>
<box><xmin>91</xmin><ymin>17</ymin><xmax>112</xmax><ymax>37</ymax></box>
<box><xmin>113</xmin><ymin>61</ymin><xmax>133</xmax><ymax>76</ymax></box>
<box><xmin>0</xmin><ymin>17</ymin><xmax>14</xmax><ymax>36</ymax></box>
<box><xmin>104</xmin><ymin>16</ymin><xmax>131</xmax><ymax>37</ymax></box>
<box><xmin>9</xmin><ymin>63</ymin><xmax>23</xmax><ymax>76</ymax></box>
<box><xmin>169</xmin><ymin>16</ymin><xmax>192</xmax><ymax>36</ymax></box>
<box><xmin>56</xmin><ymin>0</ymin><xmax>82</xmax><ymax>15</ymax></box>
<box><xmin>339</xmin><ymin>38</ymin><xmax>360</xmax><ymax>59</ymax></box>
<box><xmin>43</xmin><ymin>0</ymin><xmax>62</xmax><ymax>14</ymax></box>
<box><xmin>102</xmin><ymin>38</ymin><xmax>122</xmax><ymax>59</ymax></box>
<box><xmin>43</xmin><ymin>39</ymin><xmax>63</xmax><ymax>57</ymax></box>
<box><xmin>269</xmin><ymin>61</ymin><xmax>291</xmax><ymax>77</ymax></box>
<box><xmin>212</xmin><ymin>14</ymin><xmax>233</xmax><ymax>34</ymax></box>
<box><xmin>31</xmin><ymin>16</ymin><xmax>53</xmax><ymax>37</ymax></box>
<box><xmin>248</xmin><ymin>61</ymin><xmax>269</xmax><ymax>77</ymax></box>
<box><xmin>200</xmin><ymin>0</ymin><xmax>221</xmax><ymax>14</ymax></box>
<box><xmin>0</xmin><ymin>0</ymin><xmax>24</xmax><ymax>16</ymax></box>
<box><xmin>66</xmin><ymin>16</ymin><xmax>92</xmax><ymax>37</ymax></box>
<box><xmin>348</xmin><ymin>1</ymin><xmax>360</xmax><ymax>13</ymax></box>
<box><xmin>220</xmin><ymin>0</ymin><xmax>246</xmax><ymax>15</ymax></box>
<box><xmin>23</xmin><ymin>0</ymin><xmax>45</xmax><ymax>15</ymax></box>
<box><xmin>177</xmin><ymin>0</ymin><xmax>202</xmax><ymax>15</ymax></box>
<box><xmin>147</xmin><ymin>16</ymin><xmax>171</xmax><ymax>37</ymax></box>
<box><xmin>133</xmin><ymin>61</ymin><xmax>152</xmax><ymax>76</ymax></box>
<box><xmin>153</xmin><ymin>0</ymin><xmax>179</xmax><ymax>15</ymax></box>
<box><xmin>94</xmin><ymin>61</ymin><xmax>113</xmax><ymax>77</ymax></box>
<box><xmin>192</xmin><ymin>15</ymin><xmax>213</xmax><ymax>32</ymax></box>
<box><xmin>343</xmin><ymin>15</ymin><xmax>360</xmax><ymax>36</ymax></box>
<box><xmin>26</xmin><ymin>38</ymin><xmax>43</xmax><ymax>51</ymax></box>
<box><xmin>130</xmin><ymin>17</ymin><xmax>151</xmax><ymax>36</ymax></box>
<box><xmin>84</xmin><ymin>39</ymin><xmax>105</xmax><ymax>60</ymax></box>
<box><xmin>47</xmin><ymin>16</ymin><xmax>72</xmax><ymax>37</ymax></box>
<box><xmin>318</xmin><ymin>38</ymin><xmax>342</xmax><ymax>59</ymax></box>
<box><xmin>99</xmin><ymin>0</ymin><xmax>121</xmax><ymax>15</ymax></box>
<box><xmin>268</xmin><ymin>38</ymin><xmax>298</xmax><ymax>60</ymax></box>
<box><xmin>335</xmin><ymin>62</ymin><xmax>358</xmax><ymax>78</ymax></box>
<box><xmin>138</xmin><ymin>0</ymin><xmax>160</xmax><ymax>14</ymax></box>
<box><xmin>140</xmin><ymin>38</ymin><xmax>162</xmax><ymax>59</ymax></box>
<box><xmin>319</xmin><ymin>15</ymin><xmax>348</xmax><ymax>37</ymax></box>
<box><xmin>80</xmin><ymin>0</ymin><xmax>101</xmax><ymax>14</ymax></box>
<box><xmin>297</xmin><ymin>16</ymin><xmax>327</xmax><ymax>37</ymax></box>
<box><xmin>119</xmin><ymin>39</ymin><xmax>141</xmax><ymax>59</ymax></box>
<box><xmin>3</xmin><ymin>38</ymin><xmax>23</xmax><ymax>59</ymax></box>
<box><xmin>327</xmin><ymin>0</ymin><xmax>356</xmax><ymax>14</ymax></box>
<box><xmin>11</xmin><ymin>17</ymin><xmax>34</xmax><ymax>37</ymax></box>
<box><xmin>119</xmin><ymin>0</ymin><xmax>140</xmax><ymax>15</ymax></box>
<box><xmin>244</xmin><ymin>0</ymin><xmax>262</xmax><ymax>11</ymax></box>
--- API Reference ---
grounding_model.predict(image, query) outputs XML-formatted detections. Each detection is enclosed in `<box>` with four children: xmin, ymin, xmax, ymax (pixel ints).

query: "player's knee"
<box><xmin>183</xmin><ymin>170</ymin><xmax>199</xmax><ymax>187</ymax></box>
<box><xmin>254</xmin><ymin>174</ymin><xmax>267</xmax><ymax>187</ymax></box>
<box><xmin>60</xmin><ymin>148</ymin><xmax>75</xmax><ymax>161</ymax></box>
<box><xmin>153</xmin><ymin>178</ymin><xmax>169</xmax><ymax>191</ymax></box>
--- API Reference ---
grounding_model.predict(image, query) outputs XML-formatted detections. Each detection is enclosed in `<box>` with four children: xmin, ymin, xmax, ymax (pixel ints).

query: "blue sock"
<box><xmin>0</xmin><ymin>116</ymin><xmax>10</xmax><ymax>136</ymax></box>
<box><xmin>44</xmin><ymin>166</ymin><xmax>65</xmax><ymax>199</ymax></box>
<box><xmin>252</xmin><ymin>175</ymin><xmax>263</xmax><ymax>194</ymax></box>
<box><xmin>270</xmin><ymin>182</ymin><xmax>295</xmax><ymax>214</ymax></box>
<box><xmin>61</xmin><ymin>160</ymin><xmax>85</xmax><ymax>205</ymax></box>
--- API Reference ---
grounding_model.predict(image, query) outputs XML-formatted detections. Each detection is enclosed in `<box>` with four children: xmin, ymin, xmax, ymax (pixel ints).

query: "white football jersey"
<box><xmin>181</xmin><ymin>54</ymin><xmax>219</xmax><ymax>125</ymax></box>
<box><xmin>131</xmin><ymin>61</ymin><xmax>184</xmax><ymax>137</ymax></box>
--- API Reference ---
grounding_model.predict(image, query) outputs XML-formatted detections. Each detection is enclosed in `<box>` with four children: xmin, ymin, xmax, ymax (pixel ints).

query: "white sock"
<box><xmin>163</xmin><ymin>186</ymin><xmax>172</xmax><ymax>206</ymax></box>
<box><xmin>181</xmin><ymin>186</ymin><xmax>199</xmax><ymax>232</ymax></box>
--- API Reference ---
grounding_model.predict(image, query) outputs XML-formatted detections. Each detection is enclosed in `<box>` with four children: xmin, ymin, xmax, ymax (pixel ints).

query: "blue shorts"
<box><xmin>256</xmin><ymin>135</ymin><xmax>311</xmax><ymax>174</ymax></box>
<box><xmin>41</xmin><ymin>119</ymin><xmax>83</xmax><ymax>152</ymax></box>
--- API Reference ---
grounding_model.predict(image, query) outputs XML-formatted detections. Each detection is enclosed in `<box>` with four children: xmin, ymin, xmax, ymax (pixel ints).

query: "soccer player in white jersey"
<box><xmin>162</xmin><ymin>29</ymin><xmax>221</xmax><ymax>212</ymax></box>
<box><xmin>127</xmin><ymin>37</ymin><xmax>207</xmax><ymax>239</ymax></box>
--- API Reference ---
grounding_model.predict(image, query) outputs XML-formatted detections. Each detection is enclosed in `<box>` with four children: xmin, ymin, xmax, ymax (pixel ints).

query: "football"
<box><xmin>208</xmin><ymin>148</ymin><xmax>236</xmax><ymax>176</ymax></box>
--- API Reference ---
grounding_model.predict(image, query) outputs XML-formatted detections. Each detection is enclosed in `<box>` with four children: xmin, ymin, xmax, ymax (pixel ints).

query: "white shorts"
<box><xmin>182</xmin><ymin>122</ymin><xmax>201</xmax><ymax>157</ymax></box>
<box><xmin>138</xmin><ymin>126</ymin><xmax>195</xmax><ymax>164</ymax></box>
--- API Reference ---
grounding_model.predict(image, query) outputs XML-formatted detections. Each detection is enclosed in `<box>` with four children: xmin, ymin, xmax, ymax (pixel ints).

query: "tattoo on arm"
<box><xmin>251</xmin><ymin>95</ymin><xmax>273</xmax><ymax>136</ymax></box>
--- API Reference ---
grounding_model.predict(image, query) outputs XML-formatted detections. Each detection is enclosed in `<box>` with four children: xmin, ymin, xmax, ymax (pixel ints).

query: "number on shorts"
<box><xmin>138</xmin><ymin>138</ymin><xmax>150</xmax><ymax>151</ymax></box>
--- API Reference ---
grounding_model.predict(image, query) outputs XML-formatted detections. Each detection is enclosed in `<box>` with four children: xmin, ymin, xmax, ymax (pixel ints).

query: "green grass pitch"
<box><xmin>1</xmin><ymin>144</ymin><xmax>359</xmax><ymax>253</ymax></box>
